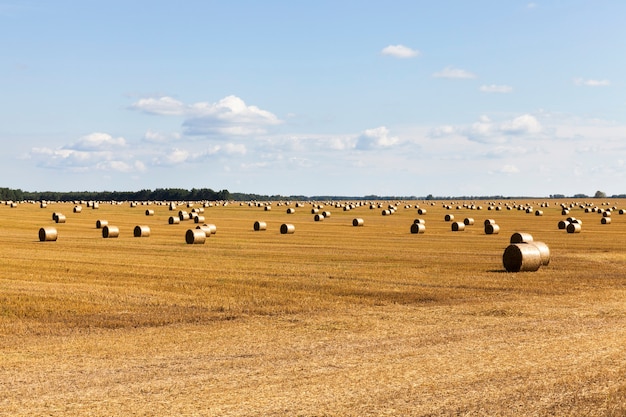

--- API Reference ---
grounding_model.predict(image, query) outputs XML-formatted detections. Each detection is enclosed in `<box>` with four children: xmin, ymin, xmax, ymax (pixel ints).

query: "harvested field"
<box><xmin>1</xmin><ymin>199</ymin><xmax>625</xmax><ymax>416</ymax></box>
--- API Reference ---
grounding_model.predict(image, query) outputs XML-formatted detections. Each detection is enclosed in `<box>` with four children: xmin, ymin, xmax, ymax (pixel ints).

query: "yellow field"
<box><xmin>1</xmin><ymin>199</ymin><xmax>625</xmax><ymax>416</ymax></box>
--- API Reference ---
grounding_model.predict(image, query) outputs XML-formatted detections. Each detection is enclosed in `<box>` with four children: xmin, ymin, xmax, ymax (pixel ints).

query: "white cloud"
<box><xmin>501</xmin><ymin>114</ymin><xmax>542</xmax><ymax>135</ymax></box>
<box><xmin>133</xmin><ymin>95</ymin><xmax>282</xmax><ymax>137</ymax></box>
<box><xmin>573</xmin><ymin>78</ymin><xmax>611</xmax><ymax>87</ymax></box>
<box><xmin>433</xmin><ymin>66</ymin><xmax>477</xmax><ymax>79</ymax></box>
<box><xmin>498</xmin><ymin>164</ymin><xmax>520</xmax><ymax>174</ymax></box>
<box><xmin>66</xmin><ymin>132</ymin><xmax>126</xmax><ymax>151</ymax></box>
<box><xmin>381</xmin><ymin>44</ymin><xmax>419</xmax><ymax>58</ymax></box>
<box><xmin>480</xmin><ymin>84</ymin><xmax>513</xmax><ymax>93</ymax></box>
<box><xmin>142</xmin><ymin>129</ymin><xmax>181</xmax><ymax>143</ymax></box>
<box><xmin>355</xmin><ymin>126</ymin><xmax>400</xmax><ymax>150</ymax></box>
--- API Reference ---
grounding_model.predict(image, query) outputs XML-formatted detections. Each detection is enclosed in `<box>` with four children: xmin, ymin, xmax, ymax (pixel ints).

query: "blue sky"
<box><xmin>1</xmin><ymin>1</ymin><xmax>625</xmax><ymax>197</ymax></box>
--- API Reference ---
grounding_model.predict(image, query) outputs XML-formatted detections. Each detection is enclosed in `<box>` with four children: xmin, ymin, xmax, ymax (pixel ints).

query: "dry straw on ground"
<box><xmin>1</xmin><ymin>199</ymin><xmax>625</xmax><ymax>416</ymax></box>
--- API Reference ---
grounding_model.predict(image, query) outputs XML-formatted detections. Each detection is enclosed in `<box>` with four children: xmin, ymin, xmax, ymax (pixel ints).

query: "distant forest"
<box><xmin>1</xmin><ymin>187</ymin><xmax>624</xmax><ymax>202</ymax></box>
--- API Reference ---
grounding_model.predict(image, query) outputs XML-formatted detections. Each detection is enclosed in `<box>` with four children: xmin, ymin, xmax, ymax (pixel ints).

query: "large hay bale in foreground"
<box><xmin>39</xmin><ymin>227</ymin><xmax>58</xmax><ymax>242</ymax></box>
<box><xmin>503</xmin><ymin>243</ymin><xmax>543</xmax><ymax>272</ymax></box>
<box><xmin>510</xmin><ymin>232</ymin><xmax>533</xmax><ymax>243</ymax></box>
<box><xmin>529</xmin><ymin>241</ymin><xmax>550</xmax><ymax>266</ymax></box>
<box><xmin>185</xmin><ymin>229</ymin><xmax>206</xmax><ymax>244</ymax></box>
<box><xmin>280</xmin><ymin>223</ymin><xmax>295</xmax><ymax>234</ymax></box>
<box><xmin>410</xmin><ymin>223</ymin><xmax>425</xmax><ymax>234</ymax></box>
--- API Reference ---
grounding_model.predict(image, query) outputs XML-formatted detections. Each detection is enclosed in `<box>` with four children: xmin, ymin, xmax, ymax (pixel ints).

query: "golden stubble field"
<box><xmin>1</xmin><ymin>198</ymin><xmax>625</xmax><ymax>416</ymax></box>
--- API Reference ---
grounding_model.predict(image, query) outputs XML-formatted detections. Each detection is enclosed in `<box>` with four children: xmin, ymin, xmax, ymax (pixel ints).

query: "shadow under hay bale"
<box><xmin>39</xmin><ymin>227</ymin><xmax>57</xmax><ymax>242</ymax></box>
<box><xmin>503</xmin><ymin>243</ymin><xmax>543</xmax><ymax>272</ymax></box>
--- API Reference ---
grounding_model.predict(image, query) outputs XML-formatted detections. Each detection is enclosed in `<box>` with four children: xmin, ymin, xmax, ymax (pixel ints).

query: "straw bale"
<box><xmin>186</xmin><ymin>229</ymin><xmax>206</xmax><ymax>244</ymax></box>
<box><xmin>503</xmin><ymin>243</ymin><xmax>542</xmax><ymax>272</ymax></box>
<box><xmin>510</xmin><ymin>232</ymin><xmax>533</xmax><ymax>243</ymax></box>
<box><xmin>39</xmin><ymin>227</ymin><xmax>58</xmax><ymax>242</ymax></box>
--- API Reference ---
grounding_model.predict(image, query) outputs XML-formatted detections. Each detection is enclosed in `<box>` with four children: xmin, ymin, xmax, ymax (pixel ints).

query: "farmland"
<box><xmin>1</xmin><ymin>199</ymin><xmax>625</xmax><ymax>416</ymax></box>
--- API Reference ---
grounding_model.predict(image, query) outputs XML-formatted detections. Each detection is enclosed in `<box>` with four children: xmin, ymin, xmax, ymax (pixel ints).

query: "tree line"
<box><xmin>0</xmin><ymin>187</ymin><xmax>230</xmax><ymax>202</ymax></box>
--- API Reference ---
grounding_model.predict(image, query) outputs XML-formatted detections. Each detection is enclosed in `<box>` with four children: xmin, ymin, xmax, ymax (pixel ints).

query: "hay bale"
<box><xmin>503</xmin><ymin>243</ymin><xmax>543</xmax><ymax>272</ymax></box>
<box><xmin>39</xmin><ymin>227</ymin><xmax>58</xmax><ymax>242</ymax></box>
<box><xmin>322</xmin><ymin>211</ymin><xmax>331</xmax><ymax>218</ymax></box>
<box><xmin>463</xmin><ymin>217</ymin><xmax>475</xmax><ymax>225</ymax></box>
<box><xmin>484</xmin><ymin>224</ymin><xmax>500</xmax><ymax>235</ymax></box>
<box><xmin>529</xmin><ymin>241</ymin><xmax>550</xmax><ymax>266</ymax></box>
<box><xmin>484</xmin><ymin>219</ymin><xmax>496</xmax><ymax>226</ymax></box>
<box><xmin>52</xmin><ymin>212</ymin><xmax>61</xmax><ymax>221</ymax></box>
<box><xmin>185</xmin><ymin>229</ymin><xmax>206</xmax><ymax>244</ymax></box>
<box><xmin>567</xmin><ymin>223</ymin><xmax>582</xmax><ymax>233</ymax></box>
<box><xmin>510</xmin><ymin>232</ymin><xmax>533</xmax><ymax>243</ymax></box>
<box><xmin>601</xmin><ymin>217</ymin><xmax>611</xmax><ymax>224</ymax></box>
<box><xmin>444</xmin><ymin>214</ymin><xmax>454</xmax><ymax>222</ymax></box>
<box><xmin>418</xmin><ymin>208</ymin><xmax>427</xmax><ymax>215</ymax></box>
<box><xmin>96</xmin><ymin>219</ymin><xmax>108</xmax><ymax>229</ymax></box>
<box><xmin>102</xmin><ymin>225</ymin><xmax>119</xmax><ymax>238</ymax></box>
<box><xmin>410</xmin><ymin>223</ymin><xmax>425</xmax><ymax>234</ymax></box>
<box><xmin>314</xmin><ymin>214</ymin><xmax>324</xmax><ymax>222</ymax></box>
<box><xmin>133</xmin><ymin>225</ymin><xmax>150</xmax><ymax>237</ymax></box>
<box><xmin>168</xmin><ymin>216</ymin><xmax>181</xmax><ymax>225</ymax></box>
<box><xmin>352</xmin><ymin>218</ymin><xmax>364</xmax><ymax>227</ymax></box>
<box><xmin>286</xmin><ymin>208</ymin><xmax>296</xmax><ymax>214</ymax></box>
<box><xmin>202</xmin><ymin>224</ymin><xmax>217</xmax><ymax>234</ymax></box>
<box><xmin>73</xmin><ymin>206</ymin><xmax>82</xmax><ymax>213</ymax></box>
<box><xmin>195</xmin><ymin>225</ymin><xmax>213</xmax><ymax>236</ymax></box>
<box><xmin>253</xmin><ymin>221</ymin><xmax>267</xmax><ymax>231</ymax></box>
<box><xmin>451</xmin><ymin>222</ymin><xmax>465</xmax><ymax>231</ymax></box>
<box><xmin>535</xmin><ymin>210</ymin><xmax>543</xmax><ymax>216</ymax></box>
<box><xmin>558</xmin><ymin>220</ymin><xmax>570</xmax><ymax>230</ymax></box>
<box><xmin>55</xmin><ymin>214</ymin><xmax>66</xmax><ymax>224</ymax></box>
<box><xmin>178</xmin><ymin>210</ymin><xmax>189</xmax><ymax>220</ymax></box>
<box><xmin>382</xmin><ymin>209</ymin><xmax>391</xmax><ymax>216</ymax></box>
<box><xmin>280</xmin><ymin>223</ymin><xmax>295</xmax><ymax>234</ymax></box>
<box><xmin>194</xmin><ymin>215</ymin><xmax>206</xmax><ymax>224</ymax></box>
<box><xmin>264</xmin><ymin>206</ymin><xmax>272</xmax><ymax>211</ymax></box>
<box><xmin>145</xmin><ymin>209</ymin><xmax>155</xmax><ymax>216</ymax></box>
<box><xmin>414</xmin><ymin>218</ymin><xmax>425</xmax><ymax>224</ymax></box>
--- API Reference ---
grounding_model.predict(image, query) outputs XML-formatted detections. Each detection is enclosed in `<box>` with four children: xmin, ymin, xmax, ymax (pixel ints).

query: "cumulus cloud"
<box><xmin>132</xmin><ymin>95</ymin><xmax>282</xmax><ymax>137</ymax></box>
<box><xmin>142</xmin><ymin>129</ymin><xmax>182</xmax><ymax>143</ymax></box>
<box><xmin>498</xmin><ymin>164</ymin><xmax>520</xmax><ymax>174</ymax></box>
<box><xmin>381</xmin><ymin>44</ymin><xmax>419</xmax><ymax>58</ymax></box>
<box><xmin>573</xmin><ymin>78</ymin><xmax>610</xmax><ymax>87</ymax></box>
<box><xmin>65</xmin><ymin>132</ymin><xmax>126</xmax><ymax>151</ymax></box>
<box><xmin>355</xmin><ymin>126</ymin><xmax>399</xmax><ymax>150</ymax></box>
<box><xmin>433</xmin><ymin>66</ymin><xmax>477</xmax><ymax>79</ymax></box>
<box><xmin>480</xmin><ymin>84</ymin><xmax>513</xmax><ymax>93</ymax></box>
<box><xmin>464</xmin><ymin>114</ymin><xmax>542</xmax><ymax>143</ymax></box>
<box><xmin>501</xmin><ymin>114</ymin><xmax>542</xmax><ymax>134</ymax></box>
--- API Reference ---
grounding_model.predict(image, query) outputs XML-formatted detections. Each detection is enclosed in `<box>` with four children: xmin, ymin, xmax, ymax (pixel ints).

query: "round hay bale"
<box><xmin>52</xmin><ymin>212</ymin><xmax>61</xmax><ymax>221</ymax></box>
<box><xmin>96</xmin><ymin>219</ymin><xmax>108</xmax><ymax>229</ymax></box>
<box><xmin>280</xmin><ymin>223</ymin><xmax>295</xmax><ymax>234</ymax></box>
<box><xmin>168</xmin><ymin>216</ymin><xmax>180</xmax><ymax>225</ymax></box>
<box><xmin>444</xmin><ymin>214</ymin><xmax>454</xmax><ymax>222</ymax></box>
<box><xmin>264</xmin><ymin>206</ymin><xmax>272</xmax><ymax>211</ymax></box>
<box><xmin>567</xmin><ymin>223</ymin><xmax>582</xmax><ymax>233</ymax></box>
<box><xmin>603</xmin><ymin>211</ymin><xmax>611</xmax><ymax>217</ymax></box>
<box><xmin>382</xmin><ymin>209</ymin><xmax>391</xmax><ymax>216</ymax></box>
<box><xmin>202</xmin><ymin>224</ymin><xmax>217</xmax><ymax>234</ymax></box>
<box><xmin>451</xmin><ymin>221</ymin><xmax>465</xmax><ymax>231</ymax></box>
<box><xmin>194</xmin><ymin>215</ymin><xmax>206</xmax><ymax>224</ymax></box>
<box><xmin>322</xmin><ymin>211</ymin><xmax>331</xmax><ymax>218</ymax></box>
<box><xmin>185</xmin><ymin>229</ymin><xmax>206</xmax><ymax>244</ymax></box>
<box><xmin>535</xmin><ymin>210</ymin><xmax>543</xmax><ymax>216</ymax></box>
<box><xmin>562</xmin><ymin>209</ymin><xmax>570</xmax><ymax>215</ymax></box>
<box><xmin>484</xmin><ymin>224</ymin><xmax>500</xmax><ymax>235</ymax></box>
<box><xmin>55</xmin><ymin>214</ymin><xmax>66</xmax><ymax>224</ymax></box>
<box><xmin>484</xmin><ymin>219</ymin><xmax>496</xmax><ymax>226</ymax></box>
<box><xmin>619</xmin><ymin>209</ymin><xmax>625</xmax><ymax>215</ymax></box>
<box><xmin>40</xmin><ymin>202</ymin><xmax>47</xmax><ymax>208</ymax></box>
<box><xmin>195</xmin><ymin>225</ymin><xmax>213</xmax><ymax>236</ymax></box>
<box><xmin>414</xmin><ymin>218</ymin><xmax>425</xmax><ymax>224</ymax></box>
<box><xmin>73</xmin><ymin>206</ymin><xmax>82</xmax><ymax>213</ymax></box>
<box><xmin>410</xmin><ymin>223</ymin><xmax>425</xmax><ymax>234</ymax></box>
<box><xmin>133</xmin><ymin>225</ymin><xmax>150</xmax><ymax>237</ymax></box>
<box><xmin>102</xmin><ymin>225</ymin><xmax>119</xmax><ymax>238</ymax></box>
<box><xmin>418</xmin><ymin>208</ymin><xmax>427</xmax><ymax>215</ymax></box>
<box><xmin>558</xmin><ymin>220</ymin><xmax>570</xmax><ymax>230</ymax></box>
<box><xmin>253</xmin><ymin>221</ymin><xmax>267</xmax><ymax>231</ymax></box>
<box><xmin>529</xmin><ymin>241</ymin><xmax>550</xmax><ymax>266</ymax></box>
<box><xmin>352</xmin><ymin>218</ymin><xmax>364</xmax><ymax>227</ymax></box>
<box><xmin>311</xmin><ymin>208</ymin><xmax>319</xmax><ymax>214</ymax></box>
<box><xmin>502</xmin><ymin>243</ymin><xmax>542</xmax><ymax>272</ymax></box>
<box><xmin>314</xmin><ymin>214</ymin><xmax>324</xmax><ymax>222</ymax></box>
<box><xmin>510</xmin><ymin>232</ymin><xmax>533</xmax><ymax>243</ymax></box>
<box><xmin>286</xmin><ymin>208</ymin><xmax>296</xmax><ymax>214</ymax></box>
<box><xmin>601</xmin><ymin>217</ymin><xmax>611</xmax><ymax>224</ymax></box>
<box><xmin>178</xmin><ymin>210</ymin><xmax>189</xmax><ymax>220</ymax></box>
<box><xmin>39</xmin><ymin>226</ymin><xmax>58</xmax><ymax>242</ymax></box>
<box><xmin>145</xmin><ymin>209</ymin><xmax>155</xmax><ymax>216</ymax></box>
<box><xmin>463</xmin><ymin>217</ymin><xmax>474</xmax><ymax>226</ymax></box>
